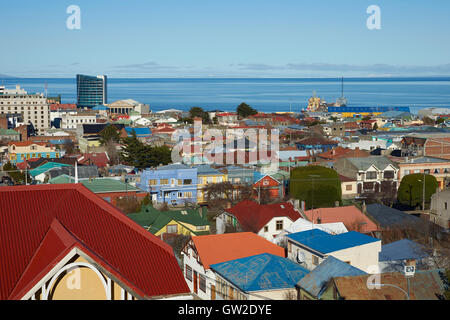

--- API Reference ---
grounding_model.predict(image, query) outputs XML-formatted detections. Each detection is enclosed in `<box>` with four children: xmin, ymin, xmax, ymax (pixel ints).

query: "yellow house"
<box><xmin>128</xmin><ymin>206</ymin><xmax>211</xmax><ymax>238</ymax></box>
<box><xmin>196</xmin><ymin>165</ymin><xmax>228</xmax><ymax>204</ymax></box>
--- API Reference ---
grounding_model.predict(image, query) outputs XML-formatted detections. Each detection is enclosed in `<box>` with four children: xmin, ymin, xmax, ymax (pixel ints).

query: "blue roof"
<box><xmin>125</xmin><ymin>127</ymin><xmax>152</xmax><ymax>136</ymax></box>
<box><xmin>328</xmin><ymin>106</ymin><xmax>410</xmax><ymax>113</ymax></box>
<box><xmin>92</xmin><ymin>105</ymin><xmax>108</xmax><ymax>110</ymax></box>
<box><xmin>379</xmin><ymin>239</ymin><xmax>430</xmax><ymax>262</ymax></box>
<box><xmin>210</xmin><ymin>253</ymin><xmax>309</xmax><ymax>292</ymax></box>
<box><xmin>297</xmin><ymin>256</ymin><xmax>366</xmax><ymax>297</ymax></box>
<box><xmin>286</xmin><ymin>229</ymin><xmax>380</xmax><ymax>254</ymax></box>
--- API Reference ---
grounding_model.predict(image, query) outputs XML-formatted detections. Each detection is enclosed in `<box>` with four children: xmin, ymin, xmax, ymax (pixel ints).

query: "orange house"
<box><xmin>253</xmin><ymin>175</ymin><xmax>284</xmax><ymax>200</ymax></box>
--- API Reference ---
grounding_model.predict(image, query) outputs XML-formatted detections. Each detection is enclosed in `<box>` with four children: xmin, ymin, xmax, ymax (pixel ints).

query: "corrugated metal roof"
<box><xmin>192</xmin><ymin>232</ymin><xmax>285</xmax><ymax>270</ymax></box>
<box><xmin>286</xmin><ymin>230</ymin><xmax>380</xmax><ymax>254</ymax></box>
<box><xmin>0</xmin><ymin>184</ymin><xmax>189</xmax><ymax>299</ymax></box>
<box><xmin>297</xmin><ymin>256</ymin><xmax>366</xmax><ymax>297</ymax></box>
<box><xmin>334</xmin><ymin>269</ymin><xmax>447</xmax><ymax>300</ymax></box>
<box><xmin>379</xmin><ymin>239</ymin><xmax>430</xmax><ymax>262</ymax></box>
<box><xmin>210</xmin><ymin>253</ymin><xmax>309</xmax><ymax>292</ymax></box>
<box><xmin>365</xmin><ymin>203</ymin><xmax>421</xmax><ymax>229</ymax></box>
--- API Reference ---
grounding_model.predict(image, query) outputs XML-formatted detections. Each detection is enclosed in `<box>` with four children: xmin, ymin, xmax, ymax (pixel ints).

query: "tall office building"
<box><xmin>76</xmin><ymin>74</ymin><xmax>107</xmax><ymax>108</ymax></box>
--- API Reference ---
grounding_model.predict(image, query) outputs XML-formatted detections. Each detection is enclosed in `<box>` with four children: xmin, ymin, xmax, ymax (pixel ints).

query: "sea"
<box><xmin>1</xmin><ymin>77</ymin><xmax>450</xmax><ymax>114</ymax></box>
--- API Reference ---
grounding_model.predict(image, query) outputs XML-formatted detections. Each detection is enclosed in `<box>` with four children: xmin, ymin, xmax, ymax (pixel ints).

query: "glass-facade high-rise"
<box><xmin>76</xmin><ymin>74</ymin><xmax>107</xmax><ymax>108</ymax></box>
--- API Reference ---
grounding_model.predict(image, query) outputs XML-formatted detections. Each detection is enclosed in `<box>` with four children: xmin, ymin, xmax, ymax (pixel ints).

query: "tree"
<box><xmin>115</xmin><ymin>196</ymin><xmax>142</xmax><ymax>214</ymax></box>
<box><xmin>189</xmin><ymin>107</ymin><xmax>211</xmax><ymax>124</ymax></box>
<box><xmin>397</xmin><ymin>174</ymin><xmax>438</xmax><ymax>209</ymax></box>
<box><xmin>120</xmin><ymin>131</ymin><xmax>172</xmax><ymax>169</ymax></box>
<box><xmin>236</xmin><ymin>103</ymin><xmax>257</xmax><ymax>119</ymax></box>
<box><xmin>422</xmin><ymin>116</ymin><xmax>435</xmax><ymax>126</ymax></box>
<box><xmin>289</xmin><ymin>166</ymin><xmax>342</xmax><ymax>210</ymax></box>
<box><xmin>373</xmin><ymin>122</ymin><xmax>378</xmax><ymax>131</ymax></box>
<box><xmin>100</xmin><ymin>125</ymin><xmax>120</xmax><ymax>145</ymax></box>
<box><xmin>2</xmin><ymin>162</ymin><xmax>29</xmax><ymax>184</ymax></box>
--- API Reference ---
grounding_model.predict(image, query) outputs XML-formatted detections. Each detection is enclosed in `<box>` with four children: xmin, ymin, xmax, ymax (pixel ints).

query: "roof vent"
<box><xmin>181</xmin><ymin>210</ymin><xmax>188</xmax><ymax>215</ymax></box>
<box><xmin>280</xmin><ymin>205</ymin><xmax>285</xmax><ymax>209</ymax></box>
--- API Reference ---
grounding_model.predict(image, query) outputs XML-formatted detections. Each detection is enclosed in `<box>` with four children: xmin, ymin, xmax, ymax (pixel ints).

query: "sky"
<box><xmin>1</xmin><ymin>0</ymin><xmax>450</xmax><ymax>78</ymax></box>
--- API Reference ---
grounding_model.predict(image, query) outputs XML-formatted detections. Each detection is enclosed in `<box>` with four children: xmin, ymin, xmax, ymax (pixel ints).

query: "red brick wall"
<box><xmin>424</xmin><ymin>138</ymin><xmax>450</xmax><ymax>159</ymax></box>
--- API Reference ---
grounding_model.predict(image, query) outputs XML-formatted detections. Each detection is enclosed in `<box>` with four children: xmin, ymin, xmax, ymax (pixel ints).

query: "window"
<box><xmin>196</xmin><ymin>226</ymin><xmax>206</xmax><ymax>231</ymax></box>
<box><xmin>346</xmin><ymin>184</ymin><xmax>353</xmax><ymax>191</ymax></box>
<box><xmin>424</xmin><ymin>169</ymin><xmax>430</xmax><ymax>174</ymax></box>
<box><xmin>178</xmin><ymin>179</ymin><xmax>183</xmax><ymax>185</ymax></box>
<box><xmin>312</xmin><ymin>255</ymin><xmax>319</xmax><ymax>266</ymax></box>
<box><xmin>445</xmin><ymin>202</ymin><xmax>448</xmax><ymax>211</ymax></box>
<box><xmin>276</xmin><ymin>220</ymin><xmax>283</xmax><ymax>231</ymax></box>
<box><xmin>264</xmin><ymin>226</ymin><xmax>269</xmax><ymax>232</ymax></box>
<box><xmin>383</xmin><ymin>171</ymin><xmax>394</xmax><ymax>179</ymax></box>
<box><xmin>199</xmin><ymin>275</ymin><xmax>206</xmax><ymax>292</ymax></box>
<box><xmin>160</xmin><ymin>179</ymin><xmax>169</xmax><ymax>185</ymax></box>
<box><xmin>366</xmin><ymin>172</ymin><xmax>377</xmax><ymax>179</ymax></box>
<box><xmin>148</xmin><ymin>179</ymin><xmax>157</xmax><ymax>185</ymax></box>
<box><xmin>167</xmin><ymin>224</ymin><xmax>178</xmax><ymax>233</ymax></box>
<box><xmin>434</xmin><ymin>169</ymin><xmax>440</xmax><ymax>174</ymax></box>
<box><xmin>185</xmin><ymin>265</ymin><xmax>192</xmax><ymax>281</ymax></box>
<box><xmin>404</xmin><ymin>170</ymin><xmax>410</xmax><ymax>175</ymax></box>
<box><xmin>206</xmin><ymin>177</ymin><xmax>213</xmax><ymax>184</ymax></box>
<box><xmin>184</xmin><ymin>192</ymin><xmax>193</xmax><ymax>198</ymax></box>
<box><xmin>288</xmin><ymin>241</ymin><xmax>292</xmax><ymax>253</ymax></box>
<box><xmin>183</xmin><ymin>179</ymin><xmax>192</xmax><ymax>185</ymax></box>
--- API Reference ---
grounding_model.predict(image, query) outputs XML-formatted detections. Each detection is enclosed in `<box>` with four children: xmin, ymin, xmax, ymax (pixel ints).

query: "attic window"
<box><xmin>181</xmin><ymin>211</ymin><xmax>188</xmax><ymax>215</ymax></box>
<box><xmin>280</xmin><ymin>205</ymin><xmax>285</xmax><ymax>209</ymax></box>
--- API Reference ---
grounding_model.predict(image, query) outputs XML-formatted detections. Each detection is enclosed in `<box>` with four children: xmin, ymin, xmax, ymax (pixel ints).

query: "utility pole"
<box><xmin>422</xmin><ymin>172</ymin><xmax>426</xmax><ymax>212</ymax></box>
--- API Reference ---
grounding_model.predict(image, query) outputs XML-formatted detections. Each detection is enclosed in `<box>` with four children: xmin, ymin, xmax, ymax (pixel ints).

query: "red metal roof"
<box><xmin>225</xmin><ymin>200</ymin><xmax>301</xmax><ymax>233</ymax></box>
<box><xmin>0</xmin><ymin>184</ymin><xmax>189</xmax><ymax>299</ymax></box>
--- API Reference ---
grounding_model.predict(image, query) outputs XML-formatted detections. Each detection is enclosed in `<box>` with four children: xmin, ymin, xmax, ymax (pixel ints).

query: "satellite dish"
<box><xmin>296</xmin><ymin>251</ymin><xmax>305</xmax><ymax>264</ymax></box>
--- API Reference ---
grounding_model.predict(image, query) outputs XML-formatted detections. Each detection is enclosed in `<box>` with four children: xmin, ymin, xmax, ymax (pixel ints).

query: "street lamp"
<box><xmin>418</xmin><ymin>172</ymin><xmax>426</xmax><ymax>212</ymax></box>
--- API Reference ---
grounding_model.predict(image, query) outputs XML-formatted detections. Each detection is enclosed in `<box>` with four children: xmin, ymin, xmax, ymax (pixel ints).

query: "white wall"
<box><xmin>257</xmin><ymin>217</ymin><xmax>295</xmax><ymax>242</ymax></box>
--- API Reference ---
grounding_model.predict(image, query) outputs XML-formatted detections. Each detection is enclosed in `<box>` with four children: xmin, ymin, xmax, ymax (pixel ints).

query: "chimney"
<box><xmin>301</xmin><ymin>201</ymin><xmax>306</xmax><ymax>212</ymax></box>
<box><xmin>362</xmin><ymin>201</ymin><xmax>367</xmax><ymax>214</ymax></box>
<box><xmin>335</xmin><ymin>201</ymin><xmax>339</xmax><ymax>207</ymax></box>
<box><xmin>293</xmin><ymin>199</ymin><xmax>300</xmax><ymax>210</ymax></box>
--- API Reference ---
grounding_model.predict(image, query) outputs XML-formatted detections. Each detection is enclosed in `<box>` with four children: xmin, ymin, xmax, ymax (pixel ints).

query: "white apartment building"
<box><xmin>61</xmin><ymin>112</ymin><xmax>98</xmax><ymax>129</ymax></box>
<box><xmin>0</xmin><ymin>85</ymin><xmax>50</xmax><ymax>134</ymax></box>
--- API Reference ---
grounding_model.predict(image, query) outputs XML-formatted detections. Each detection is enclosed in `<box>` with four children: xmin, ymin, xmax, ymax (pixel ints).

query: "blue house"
<box><xmin>210</xmin><ymin>253</ymin><xmax>310</xmax><ymax>300</ymax></box>
<box><xmin>296</xmin><ymin>256</ymin><xmax>366</xmax><ymax>299</ymax></box>
<box><xmin>294</xmin><ymin>137</ymin><xmax>338</xmax><ymax>153</ymax></box>
<box><xmin>137</xmin><ymin>164</ymin><xmax>197</xmax><ymax>206</ymax></box>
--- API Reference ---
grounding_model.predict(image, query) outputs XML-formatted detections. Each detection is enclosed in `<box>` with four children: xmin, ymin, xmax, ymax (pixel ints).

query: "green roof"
<box><xmin>128</xmin><ymin>205</ymin><xmax>210</xmax><ymax>235</ymax></box>
<box><xmin>0</xmin><ymin>129</ymin><xmax>20</xmax><ymax>136</ymax></box>
<box><xmin>30</xmin><ymin>162</ymin><xmax>72</xmax><ymax>177</ymax></box>
<box><xmin>49</xmin><ymin>175</ymin><xmax>140</xmax><ymax>193</ymax></box>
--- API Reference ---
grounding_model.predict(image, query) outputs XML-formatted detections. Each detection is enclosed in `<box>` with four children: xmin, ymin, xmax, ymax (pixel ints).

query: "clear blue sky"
<box><xmin>1</xmin><ymin>0</ymin><xmax>450</xmax><ymax>77</ymax></box>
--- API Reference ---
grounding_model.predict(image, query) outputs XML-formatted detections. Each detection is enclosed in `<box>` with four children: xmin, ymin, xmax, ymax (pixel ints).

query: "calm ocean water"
<box><xmin>1</xmin><ymin>77</ymin><xmax>450</xmax><ymax>114</ymax></box>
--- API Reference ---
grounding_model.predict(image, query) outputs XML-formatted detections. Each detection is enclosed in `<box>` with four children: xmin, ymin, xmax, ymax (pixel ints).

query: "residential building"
<box><xmin>396</xmin><ymin>156</ymin><xmax>450</xmax><ymax>190</ymax></box>
<box><xmin>128</xmin><ymin>206</ymin><xmax>210</xmax><ymax>238</ymax></box>
<box><xmin>210</xmin><ymin>253</ymin><xmax>309</xmax><ymax>300</ymax></box>
<box><xmin>76</xmin><ymin>74</ymin><xmax>107</xmax><ymax>108</ymax></box>
<box><xmin>296</xmin><ymin>256</ymin><xmax>366</xmax><ymax>300</ymax></box>
<box><xmin>334</xmin><ymin>156</ymin><xmax>399</xmax><ymax>196</ymax></box>
<box><xmin>327</xmin><ymin>269</ymin><xmax>447</xmax><ymax>300</ymax></box>
<box><xmin>303</xmin><ymin>205</ymin><xmax>379</xmax><ymax>235</ymax></box>
<box><xmin>295</xmin><ymin>137</ymin><xmax>338</xmax><ymax>153</ymax></box>
<box><xmin>215</xmin><ymin>112</ymin><xmax>238</xmax><ymax>126</ymax></box>
<box><xmin>0</xmin><ymin>85</ymin><xmax>50</xmax><ymax>134</ymax></box>
<box><xmin>253</xmin><ymin>174</ymin><xmax>285</xmax><ymax>201</ymax></box>
<box><xmin>286</xmin><ymin>229</ymin><xmax>381</xmax><ymax>273</ymax></box>
<box><xmin>364</xmin><ymin>203</ymin><xmax>422</xmax><ymax>237</ymax></box>
<box><xmin>216</xmin><ymin>200</ymin><xmax>302</xmax><ymax>240</ymax></box>
<box><xmin>274</xmin><ymin>217</ymin><xmax>348</xmax><ymax>247</ymax></box>
<box><xmin>0</xmin><ymin>184</ymin><xmax>191</xmax><ymax>300</ymax></box>
<box><xmin>49</xmin><ymin>176</ymin><xmax>146</xmax><ymax>206</ymax></box>
<box><xmin>30</xmin><ymin>162</ymin><xmax>72</xmax><ymax>183</ymax></box>
<box><xmin>378</xmin><ymin>239</ymin><xmax>432</xmax><ymax>273</ymax></box>
<box><xmin>0</xmin><ymin>128</ymin><xmax>20</xmax><ymax>141</ymax></box>
<box><xmin>196</xmin><ymin>164</ymin><xmax>228</xmax><ymax>204</ymax></box>
<box><xmin>339</xmin><ymin>174</ymin><xmax>358</xmax><ymax>199</ymax></box>
<box><xmin>77</xmin><ymin>152</ymin><xmax>110</xmax><ymax>168</ymax></box>
<box><xmin>138</xmin><ymin>164</ymin><xmax>198</xmax><ymax>206</ymax></box>
<box><xmin>430</xmin><ymin>188</ymin><xmax>450</xmax><ymax>230</ymax></box>
<box><xmin>181</xmin><ymin>232</ymin><xmax>285</xmax><ymax>300</ymax></box>
<box><xmin>61</xmin><ymin>111</ymin><xmax>98</xmax><ymax>129</ymax></box>
<box><xmin>8</xmin><ymin>141</ymin><xmax>61</xmax><ymax>164</ymax></box>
